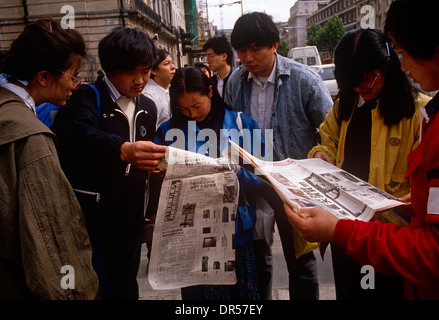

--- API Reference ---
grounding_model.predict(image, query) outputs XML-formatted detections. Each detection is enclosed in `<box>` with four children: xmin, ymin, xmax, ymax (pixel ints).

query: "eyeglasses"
<box><xmin>355</xmin><ymin>71</ymin><xmax>381</xmax><ymax>90</ymax></box>
<box><xmin>367</xmin><ymin>71</ymin><xmax>380</xmax><ymax>89</ymax></box>
<box><xmin>206</xmin><ymin>53</ymin><xmax>218</xmax><ymax>61</ymax></box>
<box><xmin>62</xmin><ymin>71</ymin><xmax>83</xmax><ymax>90</ymax></box>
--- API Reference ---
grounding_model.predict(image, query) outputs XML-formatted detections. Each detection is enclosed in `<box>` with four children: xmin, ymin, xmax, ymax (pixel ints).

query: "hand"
<box><xmin>313</xmin><ymin>151</ymin><xmax>333</xmax><ymax>164</ymax></box>
<box><xmin>284</xmin><ymin>203</ymin><xmax>339</xmax><ymax>242</ymax></box>
<box><xmin>397</xmin><ymin>192</ymin><xmax>411</xmax><ymax>204</ymax></box>
<box><xmin>120</xmin><ymin>141</ymin><xmax>167</xmax><ymax>171</ymax></box>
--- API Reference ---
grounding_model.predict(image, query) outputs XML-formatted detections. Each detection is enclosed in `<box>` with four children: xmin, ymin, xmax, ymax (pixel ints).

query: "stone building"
<box><xmin>0</xmin><ymin>0</ymin><xmax>191</xmax><ymax>81</ymax></box>
<box><xmin>306</xmin><ymin>0</ymin><xmax>393</xmax><ymax>32</ymax></box>
<box><xmin>287</xmin><ymin>0</ymin><xmax>331</xmax><ymax>49</ymax></box>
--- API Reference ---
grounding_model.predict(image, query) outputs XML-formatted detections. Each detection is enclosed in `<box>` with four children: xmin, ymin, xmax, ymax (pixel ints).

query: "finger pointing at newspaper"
<box><xmin>284</xmin><ymin>203</ymin><xmax>339</xmax><ymax>243</ymax></box>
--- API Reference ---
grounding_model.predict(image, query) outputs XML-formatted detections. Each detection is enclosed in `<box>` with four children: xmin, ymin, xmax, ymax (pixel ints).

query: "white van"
<box><xmin>287</xmin><ymin>46</ymin><xmax>322</xmax><ymax>66</ymax></box>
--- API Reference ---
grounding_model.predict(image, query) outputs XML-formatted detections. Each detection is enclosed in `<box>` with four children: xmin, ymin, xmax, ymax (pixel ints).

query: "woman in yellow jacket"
<box><xmin>308</xmin><ymin>28</ymin><xmax>431</xmax><ymax>300</ymax></box>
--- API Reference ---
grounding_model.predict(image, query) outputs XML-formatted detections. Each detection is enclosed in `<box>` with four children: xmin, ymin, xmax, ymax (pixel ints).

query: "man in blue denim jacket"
<box><xmin>225</xmin><ymin>12</ymin><xmax>332</xmax><ymax>300</ymax></box>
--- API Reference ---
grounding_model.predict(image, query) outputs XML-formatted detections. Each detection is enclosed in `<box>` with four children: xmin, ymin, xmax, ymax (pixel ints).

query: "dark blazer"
<box><xmin>52</xmin><ymin>78</ymin><xmax>157</xmax><ymax>244</ymax></box>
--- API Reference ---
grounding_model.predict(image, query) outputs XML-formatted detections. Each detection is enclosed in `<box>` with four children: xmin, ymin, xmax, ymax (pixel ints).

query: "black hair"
<box><xmin>230</xmin><ymin>12</ymin><xmax>279</xmax><ymax>50</ymax></box>
<box><xmin>169</xmin><ymin>66</ymin><xmax>229</xmax><ymax>130</ymax></box>
<box><xmin>2</xmin><ymin>18</ymin><xmax>86</xmax><ymax>82</ymax></box>
<box><xmin>150</xmin><ymin>49</ymin><xmax>170</xmax><ymax>79</ymax></box>
<box><xmin>98</xmin><ymin>26</ymin><xmax>156</xmax><ymax>75</ymax></box>
<box><xmin>385</xmin><ymin>0</ymin><xmax>439</xmax><ymax>61</ymax></box>
<box><xmin>334</xmin><ymin>28</ymin><xmax>416</xmax><ymax>126</ymax></box>
<box><xmin>0</xmin><ymin>50</ymin><xmax>8</xmax><ymax>73</ymax></box>
<box><xmin>203</xmin><ymin>36</ymin><xmax>234</xmax><ymax>66</ymax></box>
<box><xmin>194</xmin><ymin>62</ymin><xmax>212</xmax><ymax>76</ymax></box>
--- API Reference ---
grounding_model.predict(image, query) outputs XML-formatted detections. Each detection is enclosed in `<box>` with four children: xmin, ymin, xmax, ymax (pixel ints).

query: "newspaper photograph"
<box><xmin>148</xmin><ymin>147</ymin><xmax>241</xmax><ymax>290</ymax></box>
<box><xmin>228</xmin><ymin>140</ymin><xmax>403</xmax><ymax>222</ymax></box>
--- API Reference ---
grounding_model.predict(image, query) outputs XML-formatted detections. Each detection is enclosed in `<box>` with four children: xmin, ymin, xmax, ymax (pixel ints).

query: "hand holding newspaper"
<box><xmin>227</xmin><ymin>140</ymin><xmax>405</xmax><ymax>223</ymax></box>
<box><xmin>148</xmin><ymin>147</ymin><xmax>241</xmax><ymax>290</ymax></box>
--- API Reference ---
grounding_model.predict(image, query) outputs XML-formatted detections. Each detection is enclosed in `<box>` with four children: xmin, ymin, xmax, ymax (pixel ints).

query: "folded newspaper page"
<box><xmin>228</xmin><ymin>140</ymin><xmax>403</xmax><ymax>222</ymax></box>
<box><xmin>148</xmin><ymin>147</ymin><xmax>241</xmax><ymax>290</ymax></box>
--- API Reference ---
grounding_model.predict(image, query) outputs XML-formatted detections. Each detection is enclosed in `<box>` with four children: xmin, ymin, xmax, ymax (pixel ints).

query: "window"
<box><xmin>307</xmin><ymin>57</ymin><xmax>317</xmax><ymax>66</ymax></box>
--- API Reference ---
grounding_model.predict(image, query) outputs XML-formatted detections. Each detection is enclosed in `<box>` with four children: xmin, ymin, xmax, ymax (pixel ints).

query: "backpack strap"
<box><xmin>82</xmin><ymin>83</ymin><xmax>101</xmax><ymax>116</ymax></box>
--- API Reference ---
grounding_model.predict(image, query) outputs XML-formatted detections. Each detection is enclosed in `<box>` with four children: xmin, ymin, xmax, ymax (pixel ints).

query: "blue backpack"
<box><xmin>36</xmin><ymin>83</ymin><xmax>101</xmax><ymax>128</ymax></box>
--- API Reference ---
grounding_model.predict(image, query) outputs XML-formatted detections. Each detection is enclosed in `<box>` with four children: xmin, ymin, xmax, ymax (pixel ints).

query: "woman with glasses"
<box><xmin>308</xmin><ymin>28</ymin><xmax>431</xmax><ymax>300</ymax></box>
<box><xmin>0</xmin><ymin>18</ymin><xmax>99</xmax><ymax>299</ymax></box>
<box><xmin>35</xmin><ymin>71</ymin><xmax>84</xmax><ymax>128</ymax></box>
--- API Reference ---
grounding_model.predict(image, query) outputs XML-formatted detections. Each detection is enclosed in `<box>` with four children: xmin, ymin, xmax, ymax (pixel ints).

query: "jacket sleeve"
<box><xmin>307</xmin><ymin>100</ymin><xmax>340</xmax><ymax>162</ymax></box>
<box><xmin>154</xmin><ymin>121</ymin><xmax>173</xmax><ymax>146</ymax></box>
<box><xmin>17</xmin><ymin>134</ymin><xmax>99</xmax><ymax>299</ymax></box>
<box><xmin>334</xmin><ymin>218</ymin><xmax>439</xmax><ymax>290</ymax></box>
<box><xmin>52</xmin><ymin>85</ymin><xmax>126</xmax><ymax>164</ymax></box>
<box><xmin>302</xmin><ymin>70</ymin><xmax>333</xmax><ymax>130</ymax></box>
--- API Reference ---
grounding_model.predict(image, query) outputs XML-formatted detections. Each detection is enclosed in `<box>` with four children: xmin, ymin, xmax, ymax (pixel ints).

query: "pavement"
<box><xmin>137</xmin><ymin>226</ymin><xmax>336</xmax><ymax>300</ymax></box>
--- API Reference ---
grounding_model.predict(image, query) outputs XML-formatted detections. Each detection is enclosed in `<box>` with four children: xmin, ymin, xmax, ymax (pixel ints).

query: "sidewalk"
<box><xmin>137</xmin><ymin>226</ymin><xmax>336</xmax><ymax>300</ymax></box>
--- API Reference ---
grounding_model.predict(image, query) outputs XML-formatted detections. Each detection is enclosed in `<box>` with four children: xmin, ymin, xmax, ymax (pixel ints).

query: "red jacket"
<box><xmin>334</xmin><ymin>93</ymin><xmax>439</xmax><ymax>300</ymax></box>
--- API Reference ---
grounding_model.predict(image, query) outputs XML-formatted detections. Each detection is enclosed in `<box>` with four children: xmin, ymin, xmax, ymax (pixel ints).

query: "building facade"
<box><xmin>287</xmin><ymin>0</ymin><xmax>331</xmax><ymax>49</ymax></box>
<box><xmin>0</xmin><ymin>0</ymin><xmax>194</xmax><ymax>80</ymax></box>
<box><xmin>306</xmin><ymin>0</ymin><xmax>393</xmax><ymax>32</ymax></box>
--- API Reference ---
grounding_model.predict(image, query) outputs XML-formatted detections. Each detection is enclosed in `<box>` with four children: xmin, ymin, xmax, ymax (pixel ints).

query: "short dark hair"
<box><xmin>385</xmin><ymin>0</ymin><xmax>439</xmax><ymax>61</ymax></box>
<box><xmin>334</xmin><ymin>28</ymin><xmax>416</xmax><ymax>126</ymax></box>
<box><xmin>151</xmin><ymin>49</ymin><xmax>170</xmax><ymax>79</ymax></box>
<box><xmin>98</xmin><ymin>27</ymin><xmax>156</xmax><ymax>75</ymax></box>
<box><xmin>2</xmin><ymin>18</ymin><xmax>86</xmax><ymax>82</ymax></box>
<box><xmin>194</xmin><ymin>62</ymin><xmax>212</xmax><ymax>76</ymax></box>
<box><xmin>0</xmin><ymin>50</ymin><xmax>8</xmax><ymax>73</ymax></box>
<box><xmin>203</xmin><ymin>36</ymin><xmax>234</xmax><ymax>66</ymax></box>
<box><xmin>230</xmin><ymin>12</ymin><xmax>279</xmax><ymax>50</ymax></box>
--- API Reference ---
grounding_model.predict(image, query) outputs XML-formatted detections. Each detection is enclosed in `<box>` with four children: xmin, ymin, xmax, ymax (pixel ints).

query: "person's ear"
<box><xmin>36</xmin><ymin>70</ymin><xmax>52</xmax><ymax>88</ymax></box>
<box><xmin>273</xmin><ymin>41</ymin><xmax>279</xmax><ymax>53</ymax></box>
<box><xmin>208</xmin><ymin>85</ymin><xmax>213</xmax><ymax>98</ymax></box>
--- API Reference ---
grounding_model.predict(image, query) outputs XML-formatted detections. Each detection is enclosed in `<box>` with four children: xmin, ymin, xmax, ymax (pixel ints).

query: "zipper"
<box><xmin>73</xmin><ymin>188</ymin><xmax>101</xmax><ymax>202</ymax></box>
<box><xmin>115</xmin><ymin>108</ymin><xmax>148</xmax><ymax>176</ymax></box>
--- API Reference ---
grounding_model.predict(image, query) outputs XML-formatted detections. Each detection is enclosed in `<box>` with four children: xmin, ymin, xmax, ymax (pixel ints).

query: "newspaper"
<box><xmin>148</xmin><ymin>147</ymin><xmax>241</xmax><ymax>290</ymax></box>
<box><xmin>228</xmin><ymin>140</ymin><xmax>404</xmax><ymax>222</ymax></box>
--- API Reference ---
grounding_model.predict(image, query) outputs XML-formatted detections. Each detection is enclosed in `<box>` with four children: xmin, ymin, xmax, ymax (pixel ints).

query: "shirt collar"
<box><xmin>145</xmin><ymin>78</ymin><xmax>169</xmax><ymax>92</ymax></box>
<box><xmin>1</xmin><ymin>82</ymin><xmax>36</xmax><ymax>114</ymax></box>
<box><xmin>247</xmin><ymin>59</ymin><xmax>277</xmax><ymax>85</ymax></box>
<box><xmin>103</xmin><ymin>75</ymin><xmax>123</xmax><ymax>102</ymax></box>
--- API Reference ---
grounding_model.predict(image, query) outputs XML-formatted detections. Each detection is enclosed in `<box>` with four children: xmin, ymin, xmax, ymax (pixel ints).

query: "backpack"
<box><xmin>36</xmin><ymin>83</ymin><xmax>101</xmax><ymax>128</ymax></box>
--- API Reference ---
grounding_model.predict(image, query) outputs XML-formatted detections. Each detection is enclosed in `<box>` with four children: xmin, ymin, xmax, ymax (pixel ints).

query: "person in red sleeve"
<box><xmin>285</xmin><ymin>0</ymin><xmax>439</xmax><ymax>300</ymax></box>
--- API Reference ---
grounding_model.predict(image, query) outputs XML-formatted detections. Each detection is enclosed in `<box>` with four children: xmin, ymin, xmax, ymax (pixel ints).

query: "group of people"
<box><xmin>1</xmin><ymin>0</ymin><xmax>439</xmax><ymax>301</ymax></box>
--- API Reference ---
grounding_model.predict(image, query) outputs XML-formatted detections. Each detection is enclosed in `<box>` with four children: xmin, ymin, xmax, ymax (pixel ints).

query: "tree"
<box><xmin>324</xmin><ymin>15</ymin><xmax>345</xmax><ymax>53</ymax></box>
<box><xmin>307</xmin><ymin>23</ymin><xmax>322</xmax><ymax>47</ymax></box>
<box><xmin>277</xmin><ymin>39</ymin><xmax>290</xmax><ymax>57</ymax></box>
<box><xmin>306</xmin><ymin>16</ymin><xmax>345</xmax><ymax>58</ymax></box>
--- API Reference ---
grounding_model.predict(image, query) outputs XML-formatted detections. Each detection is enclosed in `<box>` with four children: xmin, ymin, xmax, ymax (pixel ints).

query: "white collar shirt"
<box><xmin>103</xmin><ymin>75</ymin><xmax>136</xmax><ymax>133</ymax></box>
<box><xmin>248</xmin><ymin>59</ymin><xmax>277</xmax><ymax>131</ymax></box>
<box><xmin>215</xmin><ymin>73</ymin><xmax>225</xmax><ymax>98</ymax></box>
<box><xmin>1</xmin><ymin>82</ymin><xmax>36</xmax><ymax>114</ymax></box>
<box><xmin>142</xmin><ymin>78</ymin><xmax>171</xmax><ymax>129</ymax></box>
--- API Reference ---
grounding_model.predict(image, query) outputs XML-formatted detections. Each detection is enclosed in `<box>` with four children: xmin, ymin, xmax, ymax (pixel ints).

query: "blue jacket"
<box><xmin>155</xmin><ymin>108</ymin><xmax>266</xmax><ymax>244</ymax></box>
<box><xmin>224</xmin><ymin>53</ymin><xmax>333</xmax><ymax>160</ymax></box>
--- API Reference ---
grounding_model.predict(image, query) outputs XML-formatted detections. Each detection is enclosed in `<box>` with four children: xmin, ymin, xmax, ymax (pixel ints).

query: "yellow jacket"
<box><xmin>308</xmin><ymin>94</ymin><xmax>431</xmax><ymax>198</ymax></box>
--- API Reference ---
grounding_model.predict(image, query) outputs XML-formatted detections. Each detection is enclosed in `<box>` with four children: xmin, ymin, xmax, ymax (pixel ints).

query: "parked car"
<box><xmin>310</xmin><ymin>63</ymin><xmax>339</xmax><ymax>100</ymax></box>
<box><xmin>288</xmin><ymin>46</ymin><xmax>322</xmax><ymax>66</ymax></box>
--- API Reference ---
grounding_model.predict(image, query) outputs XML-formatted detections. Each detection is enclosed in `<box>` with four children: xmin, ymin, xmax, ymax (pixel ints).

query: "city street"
<box><xmin>137</xmin><ymin>226</ymin><xmax>336</xmax><ymax>300</ymax></box>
